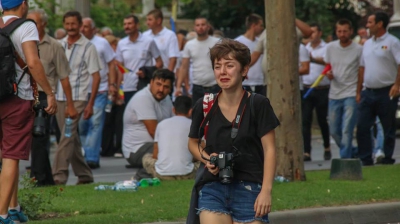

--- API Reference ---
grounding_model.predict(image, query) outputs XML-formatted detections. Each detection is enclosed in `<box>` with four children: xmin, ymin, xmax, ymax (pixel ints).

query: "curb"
<box><xmin>142</xmin><ymin>202</ymin><xmax>400</xmax><ymax>224</ymax></box>
<box><xmin>269</xmin><ymin>202</ymin><xmax>400</xmax><ymax>224</ymax></box>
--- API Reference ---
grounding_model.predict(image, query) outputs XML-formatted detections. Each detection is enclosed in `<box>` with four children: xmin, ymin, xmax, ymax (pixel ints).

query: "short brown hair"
<box><xmin>209</xmin><ymin>39</ymin><xmax>251</xmax><ymax>80</ymax></box>
<box><xmin>63</xmin><ymin>11</ymin><xmax>82</xmax><ymax>24</ymax></box>
<box><xmin>336</xmin><ymin>18</ymin><xmax>353</xmax><ymax>29</ymax></box>
<box><xmin>245</xmin><ymin>14</ymin><xmax>263</xmax><ymax>30</ymax></box>
<box><xmin>147</xmin><ymin>8</ymin><xmax>163</xmax><ymax>22</ymax></box>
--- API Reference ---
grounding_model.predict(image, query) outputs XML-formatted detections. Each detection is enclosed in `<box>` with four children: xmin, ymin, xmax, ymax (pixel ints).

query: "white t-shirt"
<box><xmin>324</xmin><ymin>40</ymin><xmax>362</xmax><ymax>99</ymax></box>
<box><xmin>3</xmin><ymin>16</ymin><xmax>39</xmax><ymax>100</ymax></box>
<box><xmin>122</xmin><ymin>85</ymin><xmax>173</xmax><ymax>157</ymax></box>
<box><xmin>235</xmin><ymin>35</ymin><xmax>264</xmax><ymax>86</ymax></box>
<box><xmin>303</xmin><ymin>41</ymin><xmax>330</xmax><ymax>86</ymax></box>
<box><xmin>154</xmin><ymin>116</ymin><xmax>194</xmax><ymax>175</ymax></box>
<box><xmin>89</xmin><ymin>35</ymin><xmax>116</xmax><ymax>92</ymax></box>
<box><xmin>299</xmin><ymin>44</ymin><xmax>310</xmax><ymax>91</ymax></box>
<box><xmin>116</xmin><ymin>33</ymin><xmax>161</xmax><ymax>92</ymax></box>
<box><xmin>360</xmin><ymin>32</ymin><xmax>400</xmax><ymax>89</ymax></box>
<box><xmin>143</xmin><ymin>27</ymin><xmax>180</xmax><ymax>70</ymax></box>
<box><xmin>182</xmin><ymin>36</ymin><xmax>219</xmax><ymax>87</ymax></box>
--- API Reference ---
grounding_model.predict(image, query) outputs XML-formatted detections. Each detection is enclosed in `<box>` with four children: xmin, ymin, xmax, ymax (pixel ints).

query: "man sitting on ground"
<box><xmin>122</xmin><ymin>69</ymin><xmax>174</xmax><ymax>179</ymax></box>
<box><xmin>142</xmin><ymin>96</ymin><xmax>198</xmax><ymax>180</ymax></box>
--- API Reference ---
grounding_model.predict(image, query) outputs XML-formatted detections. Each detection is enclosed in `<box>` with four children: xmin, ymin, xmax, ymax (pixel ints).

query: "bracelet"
<box><xmin>46</xmin><ymin>90</ymin><xmax>55</xmax><ymax>96</ymax></box>
<box><xmin>110</xmin><ymin>83</ymin><xmax>117</xmax><ymax>88</ymax></box>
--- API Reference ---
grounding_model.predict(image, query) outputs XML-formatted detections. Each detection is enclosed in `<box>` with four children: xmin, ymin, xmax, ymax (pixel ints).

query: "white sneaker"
<box><xmin>374</xmin><ymin>149</ymin><xmax>385</xmax><ymax>164</ymax></box>
<box><xmin>114</xmin><ymin>153</ymin><xmax>123</xmax><ymax>158</ymax></box>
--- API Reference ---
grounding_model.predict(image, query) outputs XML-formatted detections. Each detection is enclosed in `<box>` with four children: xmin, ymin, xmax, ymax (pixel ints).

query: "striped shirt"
<box><xmin>57</xmin><ymin>35</ymin><xmax>102</xmax><ymax>101</ymax></box>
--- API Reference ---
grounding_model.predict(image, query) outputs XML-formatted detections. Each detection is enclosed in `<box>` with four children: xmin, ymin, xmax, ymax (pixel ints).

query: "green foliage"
<box><xmin>90</xmin><ymin>0</ymin><xmax>134</xmax><ymax>36</ymax></box>
<box><xmin>19</xmin><ymin>173</ymin><xmax>63</xmax><ymax>220</ymax></box>
<box><xmin>32</xmin><ymin>0</ymin><xmax>63</xmax><ymax>35</ymax></box>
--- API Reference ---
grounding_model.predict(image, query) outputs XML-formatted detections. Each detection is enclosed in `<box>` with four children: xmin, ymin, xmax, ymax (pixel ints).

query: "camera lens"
<box><xmin>219</xmin><ymin>169</ymin><xmax>233</xmax><ymax>184</ymax></box>
<box><xmin>32</xmin><ymin>109</ymin><xmax>46</xmax><ymax>137</ymax></box>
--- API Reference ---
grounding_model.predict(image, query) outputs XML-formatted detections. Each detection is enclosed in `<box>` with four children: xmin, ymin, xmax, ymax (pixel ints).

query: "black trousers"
<box><xmin>30</xmin><ymin>91</ymin><xmax>55</xmax><ymax>186</ymax></box>
<box><xmin>301</xmin><ymin>87</ymin><xmax>330</xmax><ymax>154</ymax></box>
<box><xmin>243</xmin><ymin>85</ymin><xmax>267</xmax><ymax>96</ymax></box>
<box><xmin>101</xmin><ymin>91</ymin><xmax>136</xmax><ymax>156</ymax></box>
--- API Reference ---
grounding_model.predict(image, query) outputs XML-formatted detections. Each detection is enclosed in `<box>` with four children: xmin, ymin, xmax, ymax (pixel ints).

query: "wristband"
<box><xmin>110</xmin><ymin>83</ymin><xmax>117</xmax><ymax>88</ymax></box>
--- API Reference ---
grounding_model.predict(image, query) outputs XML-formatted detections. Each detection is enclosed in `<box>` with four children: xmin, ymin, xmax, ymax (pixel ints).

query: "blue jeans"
<box><xmin>79</xmin><ymin>92</ymin><xmax>108</xmax><ymax>163</ymax></box>
<box><xmin>198</xmin><ymin>181</ymin><xmax>269</xmax><ymax>223</ymax></box>
<box><xmin>328</xmin><ymin>97</ymin><xmax>358</xmax><ymax>158</ymax></box>
<box><xmin>356</xmin><ymin>87</ymin><xmax>398</xmax><ymax>164</ymax></box>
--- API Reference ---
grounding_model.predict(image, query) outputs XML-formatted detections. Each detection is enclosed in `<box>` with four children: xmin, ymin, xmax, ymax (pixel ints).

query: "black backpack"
<box><xmin>0</xmin><ymin>18</ymin><xmax>28</xmax><ymax>101</ymax></box>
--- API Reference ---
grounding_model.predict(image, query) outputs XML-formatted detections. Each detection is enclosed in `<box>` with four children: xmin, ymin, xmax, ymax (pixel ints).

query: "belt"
<box><xmin>303</xmin><ymin>84</ymin><xmax>330</xmax><ymax>89</ymax></box>
<box><xmin>365</xmin><ymin>85</ymin><xmax>392</xmax><ymax>92</ymax></box>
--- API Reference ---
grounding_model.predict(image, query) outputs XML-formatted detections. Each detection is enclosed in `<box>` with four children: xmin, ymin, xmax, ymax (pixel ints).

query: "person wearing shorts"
<box><xmin>0</xmin><ymin>0</ymin><xmax>57</xmax><ymax>222</ymax></box>
<box><xmin>188</xmin><ymin>39</ymin><xmax>280</xmax><ymax>223</ymax></box>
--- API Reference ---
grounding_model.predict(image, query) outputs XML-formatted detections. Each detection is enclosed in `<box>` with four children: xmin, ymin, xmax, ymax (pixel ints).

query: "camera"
<box><xmin>210</xmin><ymin>151</ymin><xmax>235</xmax><ymax>184</ymax></box>
<box><xmin>33</xmin><ymin>100</ymin><xmax>48</xmax><ymax>137</ymax></box>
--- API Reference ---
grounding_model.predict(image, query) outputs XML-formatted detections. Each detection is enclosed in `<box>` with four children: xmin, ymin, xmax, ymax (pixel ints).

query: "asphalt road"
<box><xmin>18</xmin><ymin>135</ymin><xmax>400</xmax><ymax>185</ymax></box>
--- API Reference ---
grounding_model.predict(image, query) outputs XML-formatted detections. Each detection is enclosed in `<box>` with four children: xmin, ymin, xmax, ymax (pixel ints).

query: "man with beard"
<box><xmin>235</xmin><ymin>13</ymin><xmax>266</xmax><ymax>95</ymax></box>
<box><xmin>324</xmin><ymin>19</ymin><xmax>362</xmax><ymax>159</ymax></box>
<box><xmin>123</xmin><ymin>69</ymin><xmax>174</xmax><ymax>180</ymax></box>
<box><xmin>174</xmin><ymin>17</ymin><xmax>220</xmax><ymax>103</ymax></box>
<box><xmin>0</xmin><ymin>0</ymin><xmax>57</xmax><ymax>222</ymax></box>
<box><xmin>357</xmin><ymin>12</ymin><xmax>400</xmax><ymax>166</ymax></box>
<box><xmin>52</xmin><ymin>11</ymin><xmax>102</xmax><ymax>185</ymax></box>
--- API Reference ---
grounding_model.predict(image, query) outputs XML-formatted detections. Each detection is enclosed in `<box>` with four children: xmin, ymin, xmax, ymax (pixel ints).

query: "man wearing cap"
<box><xmin>0</xmin><ymin>0</ymin><xmax>57</xmax><ymax>223</ymax></box>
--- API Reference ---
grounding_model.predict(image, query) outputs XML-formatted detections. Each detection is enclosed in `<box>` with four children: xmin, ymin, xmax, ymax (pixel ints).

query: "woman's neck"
<box><xmin>218</xmin><ymin>87</ymin><xmax>244</xmax><ymax>106</ymax></box>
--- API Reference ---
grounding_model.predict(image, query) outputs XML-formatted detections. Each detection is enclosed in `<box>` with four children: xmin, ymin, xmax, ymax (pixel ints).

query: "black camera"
<box><xmin>33</xmin><ymin>100</ymin><xmax>48</xmax><ymax>137</ymax></box>
<box><xmin>210</xmin><ymin>151</ymin><xmax>235</xmax><ymax>184</ymax></box>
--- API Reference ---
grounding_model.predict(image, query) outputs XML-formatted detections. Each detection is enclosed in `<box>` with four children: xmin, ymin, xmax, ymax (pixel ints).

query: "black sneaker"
<box><xmin>324</xmin><ymin>151</ymin><xmax>332</xmax><ymax>160</ymax></box>
<box><xmin>303</xmin><ymin>154</ymin><xmax>311</xmax><ymax>161</ymax></box>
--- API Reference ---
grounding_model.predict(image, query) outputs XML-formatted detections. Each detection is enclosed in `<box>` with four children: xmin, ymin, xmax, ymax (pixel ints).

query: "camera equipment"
<box><xmin>210</xmin><ymin>151</ymin><xmax>235</xmax><ymax>184</ymax></box>
<box><xmin>32</xmin><ymin>100</ymin><xmax>48</xmax><ymax>137</ymax></box>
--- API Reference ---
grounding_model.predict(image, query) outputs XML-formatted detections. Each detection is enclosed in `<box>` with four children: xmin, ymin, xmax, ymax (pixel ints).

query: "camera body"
<box><xmin>210</xmin><ymin>151</ymin><xmax>235</xmax><ymax>184</ymax></box>
<box><xmin>33</xmin><ymin>100</ymin><xmax>48</xmax><ymax>137</ymax></box>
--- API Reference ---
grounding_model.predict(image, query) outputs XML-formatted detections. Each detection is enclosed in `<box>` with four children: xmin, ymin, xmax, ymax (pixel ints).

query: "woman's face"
<box><xmin>213</xmin><ymin>55</ymin><xmax>248</xmax><ymax>90</ymax></box>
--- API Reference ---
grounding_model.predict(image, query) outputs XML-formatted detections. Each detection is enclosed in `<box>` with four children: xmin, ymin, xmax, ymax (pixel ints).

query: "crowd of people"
<box><xmin>0</xmin><ymin>0</ymin><xmax>399</xmax><ymax>222</ymax></box>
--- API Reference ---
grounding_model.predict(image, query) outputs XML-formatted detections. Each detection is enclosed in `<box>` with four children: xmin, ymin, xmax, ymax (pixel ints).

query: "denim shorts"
<box><xmin>197</xmin><ymin>180</ymin><xmax>269</xmax><ymax>223</ymax></box>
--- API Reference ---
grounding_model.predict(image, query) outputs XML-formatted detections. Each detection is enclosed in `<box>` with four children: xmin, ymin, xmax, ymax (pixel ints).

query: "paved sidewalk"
<box><xmin>143</xmin><ymin>202</ymin><xmax>400</xmax><ymax>224</ymax></box>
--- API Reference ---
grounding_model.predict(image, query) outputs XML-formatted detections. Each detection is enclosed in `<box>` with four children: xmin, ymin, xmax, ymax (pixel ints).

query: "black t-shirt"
<box><xmin>188</xmin><ymin>93</ymin><xmax>280</xmax><ymax>184</ymax></box>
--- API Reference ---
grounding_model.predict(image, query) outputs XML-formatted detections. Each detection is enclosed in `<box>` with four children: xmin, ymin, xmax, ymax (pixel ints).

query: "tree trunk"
<box><xmin>265</xmin><ymin>0</ymin><xmax>305</xmax><ymax>181</ymax></box>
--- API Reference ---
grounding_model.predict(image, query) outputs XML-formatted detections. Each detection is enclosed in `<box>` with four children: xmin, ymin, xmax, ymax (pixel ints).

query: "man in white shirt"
<box><xmin>302</xmin><ymin>23</ymin><xmax>331</xmax><ymax>162</ymax></box>
<box><xmin>175</xmin><ymin>17</ymin><xmax>220</xmax><ymax>103</ymax></box>
<box><xmin>0</xmin><ymin>0</ymin><xmax>56</xmax><ymax>222</ymax></box>
<box><xmin>325</xmin><ymin>19</ymin><xmax>362</xmax><ymax>159</ymax></box>
<box><xmin>142</xmin><ymin>96</ymin><xmax>198</xmax><ymax>180</ymax></box>
<box><xmin>143</xmin><ymin>9</ymin><xmax>180</xmax><ymax>72</ymax></box>
<box><xmin>53</xmin><ymin>11</ymin><xmax>102</xmax><ymax>185</ymax></box>
<box><xmin>356</xmin><ymin>12</ymin><xmax>400</xmax><ymax>166</ymax></box>
<box><xmin>123</xmin><ymin>69</ymin><xmax>174</xmax><ymax>179</ymax></box>
<box><xmin>116</xmin><ymin>14</ymin><xmax>163</xmax><ymax>103</ymax></box>
<box><xmin>235</xmin><ymin>14</ymin><xmax>265</xmax><ymax>95</ymax></box>
<box><xmin>299</xmin><ymin>43</ymin><xmax>310</xmax><ymax>91</ymax></box>
<box><xmin>79</xmin><ymin>17</ymin><xmax>116</xmax><ymax>169</ymax></box>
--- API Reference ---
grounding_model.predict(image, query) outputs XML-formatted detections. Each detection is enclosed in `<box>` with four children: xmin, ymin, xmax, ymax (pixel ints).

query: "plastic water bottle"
<box><xmin>64</xmin><ymin>117</ymin><xmax>73</xmax><ymax>138</ymax></box>
<box><xmin>274</xmin><ymin>176</ymin><xmax>289</xmax><ymax>183</ymax></box>
<box><xmin>94</xmin><ymin>185</ymin><xmax>113</xmax><ymax>190</ymax></box>
<box><xmin>138</xmin><ymin>178</ymin><xmax>161</xmax><ymax>187</ymax></box>
<box><xmin>105</xmin><ymin>94</ymin><xmax>113</xmax><ymax>113</ymax></box>
<box><xmin>113</xmin><ymin>180</ymin><xmax>138</xmax><ymax>192</ymax></box>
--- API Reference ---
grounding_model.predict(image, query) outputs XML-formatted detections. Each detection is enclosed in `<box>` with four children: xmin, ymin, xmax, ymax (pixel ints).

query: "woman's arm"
<box><xmin>254</xmin><ymin>130</ymin><xmax>276</xmax><ymax>217</ymax></box>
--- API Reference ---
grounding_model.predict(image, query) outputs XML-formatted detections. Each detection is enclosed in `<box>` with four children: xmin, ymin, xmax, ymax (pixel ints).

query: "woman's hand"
<box><xmin>205</xmin><ymin>153</ymin><xmax>219</xmax><ymax>175</ymax></box>
<box><xmin>254</xmin><ymin>190</ymin><xmax>272</xmax><ymax>217</ymax></box>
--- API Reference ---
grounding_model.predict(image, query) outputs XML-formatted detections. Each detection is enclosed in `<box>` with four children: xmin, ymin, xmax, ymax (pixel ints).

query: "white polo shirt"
<box><xmin>360</xmin><ymin>32</ymin><xmax>400</xmax><ymax>89</ymax></box>
<box><xmin>182</xmin><ymin>36</ymin><xmax>219</xmax><ymax>87</ymax></box>
<box><xmin>235</xmin><ymin>35</ymin><xmax>264</xmax><ymax>86</ymax></box>
<box><xmin>122</xmin><ymin>85</ymin><xmax>173</xmax><ymax>157</ymax></box>
<box><xmin>58</xmin><ymin>35</ymin><xmax>102</xmax><ymax>101</ymax></box>
<box><xmin>115</xmin><ymin>33</ymin><xmax>161</xmax><ymax>92</ymax></box>
<box><xmin>303</xmin><ymin>41</ymin><xmax>330</xmax><ymax>86</ymax></box>
<box><xmin>143</xmin><ymin>27</ymin><xmax>180</xmax><ymax>70</ymax></box>
<box><xmin>299</xmin><ymin>43</ymin><xmax>310</xmax><ymax>91</ymax></box>
<box><xmin>88</xmin><ymin>35</ymin><xmax>116</xmax><ymax>93</ymax></box>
